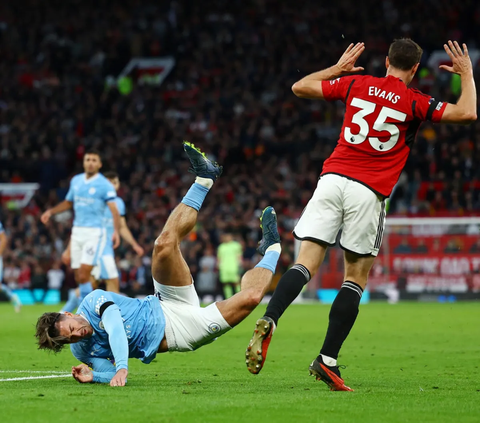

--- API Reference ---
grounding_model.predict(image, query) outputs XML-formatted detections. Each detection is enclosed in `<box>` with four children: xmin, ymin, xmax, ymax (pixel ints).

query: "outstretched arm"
<box><xmin>41</xmin><ymin>200</ymin><xmax>73</xmax><ymax>225</ymax></box>
<box><xmin>119</xmin><ymin>217</ymin><xmax>144</xmax><ymax>256</ymax></box>
<box><xmin>292</xmin><ymin>42</ymin><xmax>365</xmax><ymax>99</ymax></box>
<box><xmin>439</xmin><ymin>41</ymin><xmax>477</xmax><ymax>124</ymax></box>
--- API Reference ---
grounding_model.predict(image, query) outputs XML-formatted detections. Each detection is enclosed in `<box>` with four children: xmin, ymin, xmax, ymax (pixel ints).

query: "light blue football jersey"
<box><xmin>65</xmin><ymin>173</ymin><xmax>117</xmax><ymax>228</ymax></box>
<box><xmin>102</xmin><ymin>197</ymin><xmax>126</xmax><ymax>257</ymax></box>
<box><xmin>71</xmin><ymin>290</ymin><xmax>165</xmax><ymax>369</ymax></box>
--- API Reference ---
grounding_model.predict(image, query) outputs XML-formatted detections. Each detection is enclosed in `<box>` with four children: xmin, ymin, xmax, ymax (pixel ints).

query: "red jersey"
<box><xmin>321</xmin><ymin>75</ymin><xmax>446</xmax><ymax>197</ymax></box>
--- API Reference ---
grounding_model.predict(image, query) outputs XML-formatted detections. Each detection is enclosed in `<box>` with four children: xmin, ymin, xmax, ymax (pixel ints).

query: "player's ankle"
<box><xmin>195</xmin><ymin>176</ymin><xmax>213</xmax><ymax>189</ymax></box>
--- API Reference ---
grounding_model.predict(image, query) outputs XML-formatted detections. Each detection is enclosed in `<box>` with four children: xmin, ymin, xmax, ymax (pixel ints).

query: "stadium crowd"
<box><xmin>0</xmin><ymin>0</ymin><xmax>479</xmax><ymax>296</ymax></box>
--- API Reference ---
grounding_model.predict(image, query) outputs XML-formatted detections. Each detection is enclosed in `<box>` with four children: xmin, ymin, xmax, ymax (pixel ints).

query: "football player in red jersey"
<box><xmin>245</xmin><ymin>39</ymin><xmax>476</xmax><ymax>391</ymax></box>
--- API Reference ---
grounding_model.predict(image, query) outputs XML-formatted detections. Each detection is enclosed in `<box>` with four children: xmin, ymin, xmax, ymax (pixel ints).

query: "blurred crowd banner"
<box><xmin>0</xmin><ymin>183</ymin><xmax>39</xmax><ymax>210</ymax></box>
<box><xmin>303</xmin><ymin>217</ymin><xmax>480</xmax><ymax>300</ymax></box>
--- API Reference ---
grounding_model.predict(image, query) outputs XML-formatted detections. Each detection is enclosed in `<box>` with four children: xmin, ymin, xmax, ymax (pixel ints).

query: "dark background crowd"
<box><xmin>0</xmin><ymin>0</ymin><xmax>479</xmax><ymax>296</ymax></box>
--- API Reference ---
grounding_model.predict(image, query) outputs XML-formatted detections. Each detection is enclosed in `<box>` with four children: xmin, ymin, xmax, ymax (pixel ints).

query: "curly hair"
<box><xmin>35</xmin><ymin>312</ymin><xmax>69</xmax><ymax>353</ymax></box>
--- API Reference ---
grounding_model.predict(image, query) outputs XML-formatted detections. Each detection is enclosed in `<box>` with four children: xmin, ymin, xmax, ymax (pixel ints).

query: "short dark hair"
<box><xmin>388</xmin><ymin>38</ymin><xmax>423</xmax><ymax>71</ymax></box>
<box><xmin>104</xmin><ymin>171</ymin><xmax>119</xmax><ymax>180</ymax></box>
<box><xmin>85</xmin><ymin>149</ymin><xmax>102</xmax><ymax>161</ymax></box>
<box><xmin>35</xmin><ymin>312</ymin><xmax>69</xmax><ymax>353</ymax></box>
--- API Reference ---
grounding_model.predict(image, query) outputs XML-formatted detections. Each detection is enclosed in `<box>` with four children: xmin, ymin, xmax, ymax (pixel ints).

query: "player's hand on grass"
<box><xmin>335</xmin><ymin>42</ymin><xmax>365</xmax><ymax>74</ymax></box>
<box><xmin>133</xmin><ymin>244</ymin><xmax>144</xmax><ymax>256</ymax></box>
<box><xmin>112</xmin><ymin>231</ymin><xmax>120</xmax><ymax>249</ymax></box>
<box><xmin>40</xmin><ymin>210</ymin><xmax>52</xmax><ymax>225</ymax></box>
<box><xmin>439</xmin><ymin>41</ymin><xmax>472</xmax><ymax>76</ymax></box>
<box><xmin>72</xmin><ymin>364</ymin><xmax>93</xmax><ymax>383</ymax></box>
<box><xmin>110</xmin><ymin>369</ymin><xmax>128</xmax><ymax>387</ymax></box>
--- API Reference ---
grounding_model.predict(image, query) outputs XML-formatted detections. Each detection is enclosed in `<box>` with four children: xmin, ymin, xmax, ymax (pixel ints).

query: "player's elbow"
<box><xmin>465</xmin><ymin>112</ymin><xmax>477</xmax><ymax>123</ymax></box>
<box><xmin>291</xmin><ymin>82</ymin><xmax>308</xmax><ymax>98</ymax></box>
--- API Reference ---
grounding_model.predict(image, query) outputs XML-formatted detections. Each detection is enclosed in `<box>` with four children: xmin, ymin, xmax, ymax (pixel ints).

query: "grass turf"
<box><xmin>0</xmin><ymin>302</ymin><xmax>479</xmax><ymax>423</ymax></box>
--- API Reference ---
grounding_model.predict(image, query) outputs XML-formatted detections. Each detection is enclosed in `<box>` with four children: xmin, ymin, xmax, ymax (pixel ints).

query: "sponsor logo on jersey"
<box><xmin>436</xmin><ymin>101</ymin><xmax>444</xmax><ymax>111</ymax></box>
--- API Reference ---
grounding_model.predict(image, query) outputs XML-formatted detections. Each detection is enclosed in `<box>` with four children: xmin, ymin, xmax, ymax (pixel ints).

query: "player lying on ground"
<box><xmin>35</xmin><ymin>143</ymin><xmax>282</xmax><ymax>386</ymax></box>
<box><xmin>246</xmin><ymin>39</ymin><xmax>477</xmax><ymax>391</ymax></box>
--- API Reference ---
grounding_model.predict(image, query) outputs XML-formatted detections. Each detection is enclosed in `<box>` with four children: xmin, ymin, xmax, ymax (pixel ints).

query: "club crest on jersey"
<box><xmin>208</xmin><ymin>323</ymin><xmax>221</xmax><ymax>334</ymax></box>
<box><xmin>89</xmin><ymin>187</ymin><xmax>96</xmax><ymax>195</ymax></box>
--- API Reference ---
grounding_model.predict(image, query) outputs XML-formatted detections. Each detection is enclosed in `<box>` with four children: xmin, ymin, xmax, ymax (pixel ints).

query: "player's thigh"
<box><xmin>100</xmin><ymin>256</ymin><xmax>119</xmax><ymax>280</ymax></box>
<box><xmin>0</xmin><ymin>257</ymin><xmax>3</xmax><ymax>282</ymax></box>
<box><xmin>152</xmin><ymin>242</ymin><xmax>192</xmax><ymax>288</ymax></box>
<box><xmin>154</xmin><ymin>280</ymin><xmax>201</xmax><ymax>307</ymax></box>
<box><xmin>70</xmin><ymin>232</ymin><xmax>84</xmax><ymax>270</ymax></box>
<box><xmin>343</xmin><ymin>251</ymin><xmax>376</xmax><ymax>289</ymax></box>
<box><xmin>293</xmin><ymin>174</ymin><xmax>345</xmax><ymax>247</ymax></box>
<box><xmin>161</xmin><ymin>300</ymin><xmax>231</xmax><ymax>352</ymax></box>
<box><xmin>79</xmin><ymin>229</ymin><xmax>104</xmax><ymax>267</ymax></box>
<box><xmin>340</xmin><ymin>180</ymin><xmax>386</xmax><ymax>256</ymax></box>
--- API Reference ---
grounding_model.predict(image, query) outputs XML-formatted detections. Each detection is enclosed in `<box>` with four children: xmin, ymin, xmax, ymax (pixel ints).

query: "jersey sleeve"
<box><xmin>411</xmin><ymin>90</ymin><xmax>447</xmax><ymax>123</ymax></box>
<box><xmin>321</xmin><ymin>76</ymin><xmax>356</xmax><ymax>103</ymax></box>
<box><xmin>70</xmin><ymin>344</ymin><xmax>118</xmax><ymax>383</ymax></box>
<box><xmin>116</xmin><ymin>198</ymin><xmax>126</xmax><ymax>217</ymax></box>
<box><xmin>65</xmin><ymin>177</ymin><xmax>75</xmax><ymax>202</ymax></box>
<box><xmin>102</xmin><ymin>180</ymin><xmax>117</xmax><ymax>203</ymax></box>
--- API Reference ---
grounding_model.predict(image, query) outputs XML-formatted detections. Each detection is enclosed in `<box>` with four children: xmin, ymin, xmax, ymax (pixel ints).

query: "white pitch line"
<box><xmin>0</xmin><ymin>370</ymin><xmax>68</xmax><ymax>374</ymax></box>
<box><xmin>0</xmin><ymin>374</ymin><xmax>71</xmax><ymax>382</ymax></box>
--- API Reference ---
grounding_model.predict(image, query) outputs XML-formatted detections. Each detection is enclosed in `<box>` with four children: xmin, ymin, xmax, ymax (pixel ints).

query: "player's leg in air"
<box><xmin>246</xmin><ymin>175</ymin><xmax>383</xmax><ymax>391</ymax></box>
<box><xmin>153</xmin><ymin>142</ymin><xmax>281</xmax><ymax>353</ymax></box>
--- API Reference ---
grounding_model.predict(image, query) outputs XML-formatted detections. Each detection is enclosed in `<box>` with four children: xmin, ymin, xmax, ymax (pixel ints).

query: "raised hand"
<box><xmin>439</xmin><ymin>41</ymin><xmax>472</xmax><ymax>76</ymax></box>
<box><xmin>335</xmin><ymin>42</ymin><xmax>365</xmax><ymax>74</ymax></box>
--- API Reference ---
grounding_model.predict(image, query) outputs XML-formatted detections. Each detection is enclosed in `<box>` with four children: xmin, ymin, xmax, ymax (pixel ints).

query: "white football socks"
<box><xmin>321</xmin><ymin>354</ymin><xmax>337</xmax><ymax>367</ymax></box>
<box><xmin>195</xmin><ymin>176</ymin><xmax>213</xmax><ymax>189</ymax></box>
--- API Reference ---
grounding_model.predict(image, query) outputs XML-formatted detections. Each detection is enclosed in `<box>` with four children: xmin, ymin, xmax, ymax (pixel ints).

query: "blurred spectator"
<box><xmin>217</xmin><ymin>233</ymin><xmax>243</xmax><ymax>299</ymax></box>
<box><xmin>394</xmin><ymin>239</ymin><xmax>413</xmax><ymax>254</ymax></box>
<box><xmin>413</xmin><ymin>239</ymin><xmax>429</xmax><ymax>254</ymax></box>
<box><xmin>444</xmin><ymin>239</ymin><xmax>462</xmax><ymax>254</ymax></box>
<box><xmin>196</xmin><ymin>245</ymin><xmax>218</xmax><ymax>302</ymax></box>
<box><xmin>47</xmin><ymin>261</ymin><xmax>65</xmax><ymax>290</ymax></box>
<box><xmin>4</xmin><ymin>259</ymin><xmax>20</xmax><ymax>288</ymax></box>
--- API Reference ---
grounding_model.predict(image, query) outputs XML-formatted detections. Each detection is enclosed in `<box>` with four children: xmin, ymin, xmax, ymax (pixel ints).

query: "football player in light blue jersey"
<box><xmin>35</xmin><ymin>143</ymin><xmax>282</xmax><ymax>386</ymax></box>
<box><xmin>60</xmin><ymin>171</ymin><xmax>144</xmax><ymax>312</ymax></box>
<box><xmin>0</xmin><ymin>220</ymin><xmax>21</xmax><ymax>312</ymax></box>
<box><xmin>41</xmin><ymin>150</ymin><xmax>121</xmax><ymax>300</ymax></box>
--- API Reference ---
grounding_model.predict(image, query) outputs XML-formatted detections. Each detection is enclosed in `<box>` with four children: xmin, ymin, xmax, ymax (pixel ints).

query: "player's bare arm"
<box><xmin>119</xmin><ymin>217</ymin><xmax>144</xmax><ymax>256</ymax></box>
<box><xmin>439</xmin><ymin>41</ymin><xmax>477</xmax><ymax>124</ymax></box>
<box><xmin>41</xmin><ymin>200</ymin><xmax>73</xmax><ymax>224</ymax></box>
<box><xmin>292</xmin><ymin>42</ymin><xmax>365</xmax><ymax>99</ymax></box>
<box><xmin>107</xmin><ymin>201</ymin><xmax>121</xmax><ymax>249</ymax></box>
<box><xmin>0</xmin><ymin>231</ymin><xmax>7</xmax><ymax>256</ymax></box>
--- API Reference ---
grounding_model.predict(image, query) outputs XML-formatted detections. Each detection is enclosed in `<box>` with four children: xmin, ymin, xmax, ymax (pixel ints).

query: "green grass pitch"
<box><xmin>1</xmin><ymin>302</ymin><xmax>479</xmax><ymax>423</ymax></box>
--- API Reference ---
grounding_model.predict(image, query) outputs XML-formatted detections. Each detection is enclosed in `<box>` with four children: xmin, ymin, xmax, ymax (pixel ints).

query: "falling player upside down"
<box><xmin>35</xmin><ymin>142</ymin><xmax>282</xmax><ymax>386</ymax></box>
<box><xmin>246</xmin><ymin>38</ymin><xmax>476</xmax><ymax>391</ymax></box>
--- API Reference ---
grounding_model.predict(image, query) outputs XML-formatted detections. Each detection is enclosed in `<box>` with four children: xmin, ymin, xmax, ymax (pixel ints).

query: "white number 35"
<box><xmin>344</xmin><ymin>98</ymin><xmax>407</xmax><ymax>152</ymax></box>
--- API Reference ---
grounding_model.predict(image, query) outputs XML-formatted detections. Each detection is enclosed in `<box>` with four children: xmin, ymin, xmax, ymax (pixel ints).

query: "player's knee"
<box><xmin>244</xmin><ymin>289</ymin><xmax>263</xmax><ymax>310</ymax></box>
<box><xmin>153</xmin><ymin>231</ymin><xmax>176</xmax><ymax>259</ymax></box>
<box><xmin>76</xmin><ymin>270</ymin><xmax>90</xmax><ymax>284</ymax></box>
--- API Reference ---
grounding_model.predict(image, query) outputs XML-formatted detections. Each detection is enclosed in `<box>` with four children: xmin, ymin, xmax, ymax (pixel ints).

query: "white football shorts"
<box><xmin>70</xmin><ymin>227</ymin><xmax>107</xmax><ymax>269</ymax></box>
<box><xmin>91</xmin><ymin>255</ymin><xmax>119</xmax><ymax>280</ymax></box>
<box><xmin>293</xmin><ymin>174</ymin><xmax>386</xmax><ymax>256</ymax></box>
<box><xmin>153</xmin><ymin>278</ymin><xmax>231</xmax><ymax>352</ymax></box>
